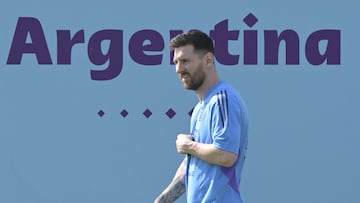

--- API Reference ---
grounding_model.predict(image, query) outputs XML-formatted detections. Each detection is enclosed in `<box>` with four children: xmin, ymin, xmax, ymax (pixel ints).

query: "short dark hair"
<box><xmin>169</xmin><ymin>30</ymin><xmax>215</xmax><ymax>55</ymax></box>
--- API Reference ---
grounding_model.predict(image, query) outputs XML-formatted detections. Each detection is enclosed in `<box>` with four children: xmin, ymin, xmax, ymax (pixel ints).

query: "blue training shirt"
<box><xmin>186</xmin><ymin>80</ymin><xmax>249</xmax><ymax>203</ymax></box>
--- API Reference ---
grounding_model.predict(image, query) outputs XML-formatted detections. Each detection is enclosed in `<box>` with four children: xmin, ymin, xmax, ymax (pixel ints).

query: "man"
<box><xmin>155</xmin><ymin>30</ymin><xmax>249</xmax><ymax>203</ymax></box>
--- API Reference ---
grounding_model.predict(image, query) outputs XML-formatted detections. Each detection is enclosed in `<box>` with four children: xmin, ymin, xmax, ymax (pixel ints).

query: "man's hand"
<box><xmin>176</xmin><ymin>134</ymin><xmax>194</xmax><ymax>154</ymax></box>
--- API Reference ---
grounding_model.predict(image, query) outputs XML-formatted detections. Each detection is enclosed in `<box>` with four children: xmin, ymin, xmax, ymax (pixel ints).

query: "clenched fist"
<box><xmin>176</xmin><ymin>134</ymin><xmax>194</xmax><ymax>154</ymax></box>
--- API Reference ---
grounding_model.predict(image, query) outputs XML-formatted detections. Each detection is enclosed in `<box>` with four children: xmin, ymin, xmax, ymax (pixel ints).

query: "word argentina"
<box><xmin>5</xmin><ymin>13</ymin><xmax>340</xmax><ymax>81</ymax></box>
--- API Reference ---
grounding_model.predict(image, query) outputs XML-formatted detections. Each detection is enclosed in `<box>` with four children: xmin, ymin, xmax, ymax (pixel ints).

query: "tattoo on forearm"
<box><xmin>157</xmin><ymin>176</ymin><xmax>186</xmax><ymax>203</ymax></box>
<box><xmin>155</xmin><ymin>159</ymin><xmax>187</xmax><ymax>203</ymax></box>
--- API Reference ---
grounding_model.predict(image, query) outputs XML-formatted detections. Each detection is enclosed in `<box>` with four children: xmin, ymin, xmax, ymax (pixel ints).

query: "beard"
<box><xmin>179</xmin><ymin>63</ymin><xmax>206</xmax><ymax>91</ymax></box>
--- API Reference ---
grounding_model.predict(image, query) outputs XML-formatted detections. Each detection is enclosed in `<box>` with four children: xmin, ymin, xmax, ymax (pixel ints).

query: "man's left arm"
<box><xmin>176</xmin><ymin>134</ymin><xmax>237</xmax><ymax>167</ymax></box>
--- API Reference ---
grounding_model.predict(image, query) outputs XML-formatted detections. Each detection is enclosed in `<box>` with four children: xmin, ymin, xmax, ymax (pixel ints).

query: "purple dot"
<box><xmin>143</xmin><ymin>109</ymin><xmax>152</xmax><ymax>118</ymax></box>
<box><xmin>166</xmin><ymin>108</ymin><xmax>176</xmax><ymax>119</ymax></box>
<box><xmin>120</xmin><ymin>109</ymin><xmax>128</xmax><ymax>118</ymax></box>
<box><xmin>243</xmin><ymin>13</ymin><xmax>258</xmax><ymax>28</ymax></box>
<box><xmin>98</xmin><ymin>110</ymin><xmax>105</xmax><ymax>117</ymax></box>
<box><xmin>188</xmin><ymin>108</ymin><xmax>194</xmax><ymax>117</ymax></box>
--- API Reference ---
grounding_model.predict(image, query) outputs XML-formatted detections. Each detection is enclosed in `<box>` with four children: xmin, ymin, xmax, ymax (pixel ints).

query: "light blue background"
<box><xmin>1</xmin><ymin>0</ymin><xmax>359</xmax><ymax>202</ymax></box>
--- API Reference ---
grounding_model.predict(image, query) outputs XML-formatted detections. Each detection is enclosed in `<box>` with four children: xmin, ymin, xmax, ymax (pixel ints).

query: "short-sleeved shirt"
<box><xmin>186</xmin><ymin>80</ymin><xmax>249</xmax><ymax>203</ymax></box>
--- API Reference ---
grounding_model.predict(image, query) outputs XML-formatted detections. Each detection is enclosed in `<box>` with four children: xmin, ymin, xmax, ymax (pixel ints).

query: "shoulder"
<box><xmin>208</xmin><ymin>81</ymin><xmax>242</xmax><ymax>106</ymax></box>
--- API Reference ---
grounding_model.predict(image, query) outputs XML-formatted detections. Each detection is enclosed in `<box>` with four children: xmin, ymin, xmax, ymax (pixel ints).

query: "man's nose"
<box><xmin>176</xmin><ymin>63</ymin><xmax>185</xmax><ymax>74</ymax></box>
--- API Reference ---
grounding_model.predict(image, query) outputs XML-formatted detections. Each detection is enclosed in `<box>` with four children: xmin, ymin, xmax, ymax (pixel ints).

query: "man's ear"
<box><xmin>205</xmin><ymin>52</ymin><xmax>214</xmax><ymax>66</ymax></box>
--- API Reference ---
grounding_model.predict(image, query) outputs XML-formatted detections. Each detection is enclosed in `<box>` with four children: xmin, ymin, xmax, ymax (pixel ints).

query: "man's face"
<box><xmin>173</xmin><ymin>45</ymin><xmax>206</xmax><ymax>91</ymax></box>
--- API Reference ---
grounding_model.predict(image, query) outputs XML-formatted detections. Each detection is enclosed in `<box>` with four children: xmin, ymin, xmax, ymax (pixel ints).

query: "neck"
<box><xmin>195</xmin><ymin>72</ymin><xmax>220</xmax><ymax>101</ymax></box>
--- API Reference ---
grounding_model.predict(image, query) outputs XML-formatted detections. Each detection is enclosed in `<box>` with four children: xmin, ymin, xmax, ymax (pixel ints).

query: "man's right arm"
<box><xmin>154</xmin><ymin>157</ymin><xmax>187</xmax><ymax>203</ymax></box>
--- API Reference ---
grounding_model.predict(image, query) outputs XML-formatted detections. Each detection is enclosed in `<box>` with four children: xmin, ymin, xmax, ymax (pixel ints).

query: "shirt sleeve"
<box><xmin>210</xmin><ymin>90</ymin><xmax>242</xmax><ymax>155</ymax></box>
